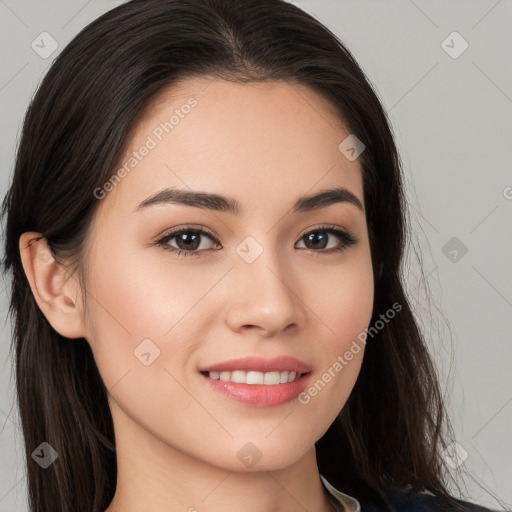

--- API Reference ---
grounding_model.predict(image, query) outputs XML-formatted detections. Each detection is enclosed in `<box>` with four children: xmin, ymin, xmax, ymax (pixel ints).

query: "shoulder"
<box><xmin>378</xmin><ymin>485</ymin><xmax>504</xmax><ymax>512</ymax></box>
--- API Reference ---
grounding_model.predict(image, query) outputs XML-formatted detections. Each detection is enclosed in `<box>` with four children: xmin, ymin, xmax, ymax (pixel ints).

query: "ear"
<box><xmin>19</xmin><ymin>232</ymin><xmax>87</xmax><ymax>339</ymax></box>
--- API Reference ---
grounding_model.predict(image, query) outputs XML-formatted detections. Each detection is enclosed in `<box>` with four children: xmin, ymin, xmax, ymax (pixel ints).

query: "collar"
<box><xmin>320</xmin><ymin>474</ymin><xmax>361</xmax><ymax>512</ymax></box>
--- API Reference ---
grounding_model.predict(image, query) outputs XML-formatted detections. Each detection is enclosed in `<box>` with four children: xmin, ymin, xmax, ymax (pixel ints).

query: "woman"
<box><xmin>0</xmin><ymin>1</ymin><xmax>504</xmax><ymax>511</ymax></box>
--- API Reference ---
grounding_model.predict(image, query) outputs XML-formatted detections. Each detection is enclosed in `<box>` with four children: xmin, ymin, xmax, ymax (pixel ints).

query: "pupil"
<box><xmin>307</xmin><ymin>232</ymin><xmax>327</xmax><ymax>249</ymax></box>
<box><xmin>178</xmin><ymin>232</ymin><xmax>200</xmax><ymax>250</ymax></box>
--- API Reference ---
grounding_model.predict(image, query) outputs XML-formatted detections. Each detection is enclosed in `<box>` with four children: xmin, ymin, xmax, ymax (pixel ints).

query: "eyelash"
<box><xmin>153</xmin><ymin>224</ymin><xmax>357</xmax><ymax>258</ymax></box>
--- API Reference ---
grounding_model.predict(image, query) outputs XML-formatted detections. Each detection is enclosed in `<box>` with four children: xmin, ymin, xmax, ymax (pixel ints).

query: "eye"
<box><xmin>154</xmin><ymin>225</ymin><xmax>220</xmax><ymax>258</ymax></box>
<box><xmin>295</xmin><ymin>225</ymin><xmax>357</xmax><ymax>255</ymax></box>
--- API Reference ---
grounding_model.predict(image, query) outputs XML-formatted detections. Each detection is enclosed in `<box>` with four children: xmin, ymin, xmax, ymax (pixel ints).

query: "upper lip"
<box><xmin>199</xmin><ymin>356</ymin><xmax>312</xmax><ymax>374</ymax></box>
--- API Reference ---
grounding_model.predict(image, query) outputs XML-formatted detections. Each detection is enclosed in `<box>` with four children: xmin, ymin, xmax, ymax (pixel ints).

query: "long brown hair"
<box><xmin>1</xmin><ymin>0</ymin><xmax>473</xmax><ymax>511</ymax></box>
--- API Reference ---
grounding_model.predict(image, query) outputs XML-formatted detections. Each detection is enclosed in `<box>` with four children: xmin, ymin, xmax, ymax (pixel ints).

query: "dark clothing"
<box><xmin>369</xmin><ymin>485</ymin><xmax>503</xmax><ymax>512</ymax></box>
<box><xmin>321</xmin><ymin>474</ymin><xmax>506</xmax><ymax>512</ymax></box>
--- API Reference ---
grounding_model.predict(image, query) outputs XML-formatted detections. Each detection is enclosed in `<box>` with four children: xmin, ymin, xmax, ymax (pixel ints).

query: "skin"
<box><xmin>20</xmin><ymin>78</ymin><xmax>374</xmax><ymax>512</ymax></box>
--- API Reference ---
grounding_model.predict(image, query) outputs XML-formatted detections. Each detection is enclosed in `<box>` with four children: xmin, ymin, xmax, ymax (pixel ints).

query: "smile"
<box><xmin>202</xmin><ymin>370</ymin><xmax>306</xmax><ymax>385</ymax></box>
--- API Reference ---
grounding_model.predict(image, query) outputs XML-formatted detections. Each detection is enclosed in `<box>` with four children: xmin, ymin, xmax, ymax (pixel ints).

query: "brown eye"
<box><xmin>296</xmin><ymin>227</ymin><xmax>357</xmax><ymax>253</ymax></box>
<box><xmin>155</xmin><ymin>227</ymin><xmax>220</xmax><ymax>257</ymax></box>
<box><xmin>169</xmin><ymin>231</ymin><xmax>204</xmax><ymax>251</ymax></box>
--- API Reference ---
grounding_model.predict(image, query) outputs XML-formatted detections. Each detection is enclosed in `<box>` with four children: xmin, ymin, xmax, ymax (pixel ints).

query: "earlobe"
<box><xmin>18</xmin><ymin>232</ymin><xmax>87</xmax><ymax>339</ymax></box>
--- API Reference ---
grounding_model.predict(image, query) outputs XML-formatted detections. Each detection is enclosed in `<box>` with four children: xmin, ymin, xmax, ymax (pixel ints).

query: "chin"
<box><xmin>201</xmin><ymin>434</ymin><xmax>315</xmax><ymax>473</ymax></box>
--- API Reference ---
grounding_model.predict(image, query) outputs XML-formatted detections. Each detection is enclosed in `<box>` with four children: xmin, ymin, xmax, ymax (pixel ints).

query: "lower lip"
<box><xmin>200</xmin><ymin>372</ymin><xmax>312</xmax><ymax>407</ymax></box>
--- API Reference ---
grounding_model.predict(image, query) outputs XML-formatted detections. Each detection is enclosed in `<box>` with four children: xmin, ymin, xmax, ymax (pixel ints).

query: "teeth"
<box><xmin>207</xmin><ymin>370</ymin><xmax>301</xmax><ymax>385</ymax></box>
<box><xmin>264</xmin><ymin>371</ymin><xmax>281</xmax><ymax>385</ymax></box>
<box><xmin>231</xmin><ymin>370</ymin><xmax>246</xmax><ymax>383</ymax></box>
<box><xmin>247</xmin><ymin>371</ymin><xmax>263</xmax><ymax>384</ymax></box>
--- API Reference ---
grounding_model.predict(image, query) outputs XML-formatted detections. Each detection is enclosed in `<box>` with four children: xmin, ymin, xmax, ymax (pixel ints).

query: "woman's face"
<box><xmin>80</xmin><ymin>78</ymin><xmax>374</xmax><ymax>471</ymax></box>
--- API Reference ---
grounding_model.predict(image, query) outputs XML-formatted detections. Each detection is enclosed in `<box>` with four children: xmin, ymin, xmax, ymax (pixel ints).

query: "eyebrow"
<box><xmin>134</xmin><ymin>186</ymin><xmax>364</xmax><ymax>215</ymax></box>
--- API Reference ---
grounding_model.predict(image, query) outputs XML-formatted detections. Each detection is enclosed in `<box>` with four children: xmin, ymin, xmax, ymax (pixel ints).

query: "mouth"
<box><xmin>200</xmin><ymin>369</ymin><xmax>309</xmax><ymax>385</ymax></box>
<box><xmin>198</xmin><ymin>356</ymin><xmax>313</xmax><ymax>407</ymax></box>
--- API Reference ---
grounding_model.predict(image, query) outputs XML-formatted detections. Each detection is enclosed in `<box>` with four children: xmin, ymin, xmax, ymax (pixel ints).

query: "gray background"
<box><xmin>1</xmin><ymin>0</ymin><xmax>511</xmax><ymax>510</ymax></box>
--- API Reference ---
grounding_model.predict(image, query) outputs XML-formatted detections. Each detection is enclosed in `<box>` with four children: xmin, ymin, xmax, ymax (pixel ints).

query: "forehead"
<box><xmin>101</xmin><ymin>77</ymin><xmax>364</xmax><ymax>217</ymax></box>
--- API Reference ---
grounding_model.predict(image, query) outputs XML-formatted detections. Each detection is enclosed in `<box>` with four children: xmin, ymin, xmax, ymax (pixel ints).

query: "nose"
<box><xmin>224</xmin><ymin>251</ymin><xmax>307</xmax><ymax>337</ymax></box>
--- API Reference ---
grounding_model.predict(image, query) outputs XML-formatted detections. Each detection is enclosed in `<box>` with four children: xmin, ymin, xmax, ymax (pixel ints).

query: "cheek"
<box><xmin>293</xmin><ymin>255</ymin><xmax>373</xmax><ymax>415</ymax></box>
<box><xmin>81</xmin><ymin>243</ymin><xmax>207</xmax><ymax>385</ymax></box>
<box><xmin>306</xmin><ymin>255</ymin><xmax>374</xmax><ymax>350</ymax></box>
<box><xmin>85</xmin><ymin>236</ymin><xmax>218</xmax><ymax>335</ymax></box>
